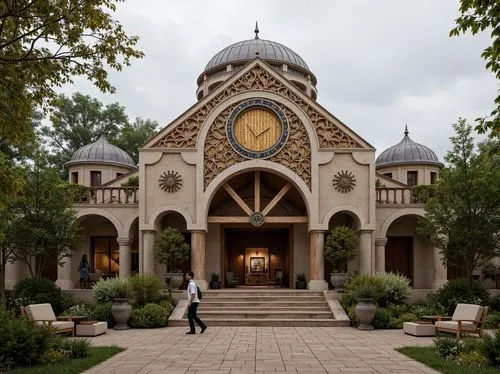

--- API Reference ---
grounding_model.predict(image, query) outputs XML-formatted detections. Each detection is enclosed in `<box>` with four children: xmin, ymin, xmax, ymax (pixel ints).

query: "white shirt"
<box><xmin>187</xmin><ymin>280</ymin><xmax>199</xmax><ymax>303</ymax></box>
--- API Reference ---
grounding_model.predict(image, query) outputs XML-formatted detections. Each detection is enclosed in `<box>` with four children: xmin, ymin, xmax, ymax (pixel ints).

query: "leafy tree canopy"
<box><xmin>0</xmin><ymin>0</ymin><xmax>144</xmax><ymax>146</ymax></box>
<box><xmin>41</xmin><ymin>92</ymin><xmax>158</xmax><ymax>175</ymax></box>
<box><xmin>451</xmin><ymin>0</ymin><xmax>500</xmax><ymax>145</ymax></box>
<box><xmin>417</xmin><ymin>118</ymin><xmax>500</xmax><ymax>287</ymax></box>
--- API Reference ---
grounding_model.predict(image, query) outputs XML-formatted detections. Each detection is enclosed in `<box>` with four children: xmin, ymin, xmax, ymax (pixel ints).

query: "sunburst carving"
<box><xmin>159</xmin><ymin>171</ymin><xmax>182</xmax><ymax>193</ymax></box>
<box><xmin>333</xmin><ymin>171</ymin><xmax>356</xmax><ymax>193</ymax></box>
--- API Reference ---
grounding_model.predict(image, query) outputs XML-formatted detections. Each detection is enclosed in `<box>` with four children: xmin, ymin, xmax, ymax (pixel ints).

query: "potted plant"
<box><xmin>324</xmin><ymin>226</ymin><xmax>359</xmax><ymax>291</ymax></box>
<box><xmin>155</xmin><ymin>227</ymin><xmax>191</xmax><ymax>290</ymax></box>
<box><xmin>110</xmin><ymin>278</ymin><xmax>133</xmax><ymax>330</ymax></box>
<box><xmin>295</xmin><ymin>272</ymin><xmax>307</xmax><ymax>289</ymax></box>
<box><xmin>209</xmin><ymin>272</ymin><xmax>221</xmax><ymax>289</ymax></box>
<box><xmin>354</xmin><ymin>284</ymin><xmax>377</xmax><ymax>331</ymax></box>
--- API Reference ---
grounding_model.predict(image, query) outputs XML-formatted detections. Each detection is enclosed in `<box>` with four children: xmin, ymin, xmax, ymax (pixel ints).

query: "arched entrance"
<box><xmin>208</xmin><ymin>170</ymin><xmax>308</xmax><ymax>288</ymax></box>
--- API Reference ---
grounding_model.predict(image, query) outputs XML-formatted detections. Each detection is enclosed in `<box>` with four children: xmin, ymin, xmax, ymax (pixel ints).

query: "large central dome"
<box><xmin>205</xmin><ymin>38</ymin><xmax>309</xmax><ymax>72</ymax></box>
<box><xmin>196</xmin><ymin>23</ymin><xmax>317</xmax><ymax>101</ymax></box>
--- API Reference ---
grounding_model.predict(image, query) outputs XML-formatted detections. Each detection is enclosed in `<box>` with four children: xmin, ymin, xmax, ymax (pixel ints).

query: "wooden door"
<box><xmin>385</xmin><ymin>236</ymin><xmax>413</xmax><ymax>283</ymax></box>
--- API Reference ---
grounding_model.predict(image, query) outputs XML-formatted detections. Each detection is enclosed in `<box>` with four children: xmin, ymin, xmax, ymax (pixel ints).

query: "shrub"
<box><xmin>39</xmin><ymin>349</ymin><xmax>69</xmax><ymax>365</ymax></box>
<box><xmin>484</xmin><ymin>311</ymin><xmax>500</xmax><ymax>329</ymax></box>
<box><xmin>129</xmin><ymin>303</ymin><xmax>169</xmax><ymax>328</ymax></box>
<box><xmin>429</xmin><ymin>279</ymin><xmax>489</xmax><ymax>315</ymax></box>
<box><xmin>60</xmin><ymin>338</ymin><xmax>91</xmax><ymax>359</ymax></box>
<box><xmin>11</xmin><ymin>277</ymin><xmax>72</xmax><ymax>315</ymax></box>
<box><xmin>155</xmin><ymin>291</ymin><xmax>177</xmax><ymax>306</ymax></box>
<box><xmin>458</xmin><ymin>350</ymin><xmax>489</xmax><ymax>367</ymax></box>
<box><xmin>372</xmin><ymin>308</ymin><xmax>392</xmax><ymax>329</ymax></box>
<box><xmin>130</xmin><ymin>273</ymin><xmax>162</xmax><ymax>307</ymax></box>
<box><xmin>433</xmin><ymin>336</ymin><xmax>465</xmax><ymax>360</ymax></box>
<box><xmin>61</xmin><ymin>303</ymin><xmax>93</xmax><ymax>317</ymax></box>
<box><xmin>158</xmin><ymin>300</ymin><xmax>175</xmax><ymax>316</ymax></box>
<box><xmin>93</xmin><ymin>277</ymin><xmax>131</xmax><ymax>303</ymax></box>
<box><xmin>343</xmin><ymin>273</ymin><xmax>385</xmax><ymax>307</ymax></box>
<box><xmin>376</xmin><ymin>272</ymin><xmax>411</xmax><ymax>307</ymax></box>
<box><xmin>389</xmin><ymin>312</ymin><xmax>419</xmax><ymax>329</ymax></box>
<box><xmin>88</xmin><ymin>302</ymin><xmax>114</xmax><ymax>327</ymax></box>
<box><xmin>386</xmin><ymin>303</ymin><xmax>409</xmax><ymax>318</ymax></box>
<box><xmin>0</xmin><ymin>309</ymin><xmax>53</xmax><ymax>368</ymax></box>
<box><xmin>483</xmin><ymin>330</ymin><xmax>500</xmax><ymax>368</ymax></box>
<box><xmin>489</xmin><ymin>294</ymin><xmax>500</xmax><ymax>313</ymax></box>
<box><xmin>346</xmin><ymin>305</ymin><xmax>358</xmax><ymax>327</ymax></box>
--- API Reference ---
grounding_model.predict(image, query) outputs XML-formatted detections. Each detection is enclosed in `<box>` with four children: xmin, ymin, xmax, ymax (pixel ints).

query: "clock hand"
<box><xmin>256</xmin><ymin>127</ymin><xmax>271</xmax><ymax>137</ymax></box>
<box><xmin>246</xmin><ymin>123</ymin><xmax>257</xmax><ymax>137</ymax></box>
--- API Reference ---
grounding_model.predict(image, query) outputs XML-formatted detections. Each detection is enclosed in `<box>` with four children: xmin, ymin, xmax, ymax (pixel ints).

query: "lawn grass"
<box><xmin>11</xmin><ymin>346</ymin><xmax>123</xmax><ymax>374</ymax></box>
<box><xmin>397</xmin><ymin>346</ymin><xmax>498</xmax><ymax>374</ymax></box>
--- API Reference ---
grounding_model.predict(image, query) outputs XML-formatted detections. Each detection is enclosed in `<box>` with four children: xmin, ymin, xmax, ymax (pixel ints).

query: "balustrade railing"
<box><xmin>376</xmin><ymin>187</ymin><xmax>429</xmax><ymax>204</ymax></box>
<box><xmin>73</xmin><ymin>187</ymin><xmax>139</xmax><ymax>204</ymax></box>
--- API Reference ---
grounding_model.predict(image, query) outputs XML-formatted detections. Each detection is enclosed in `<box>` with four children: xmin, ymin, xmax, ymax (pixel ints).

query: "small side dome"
<box><xmin>376</xmin><ymin>127</ymin><xmax>444</xmax><ymax>168</ymax></box>
<box><xmin>65</xmin><ymin>135</ymin><xmax>136</xmax><ymax>169</ymax></box>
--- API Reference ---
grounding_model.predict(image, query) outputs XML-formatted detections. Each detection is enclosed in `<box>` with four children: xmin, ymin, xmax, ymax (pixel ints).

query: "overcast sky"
<box><xmin>61</xmin><ymin>0</ymin><xmax>497</xmax><ymax>161</ymax></box>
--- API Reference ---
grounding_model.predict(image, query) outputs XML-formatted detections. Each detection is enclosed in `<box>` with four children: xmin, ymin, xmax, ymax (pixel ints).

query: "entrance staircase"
<box><xmin>169</xmin><ymin>289</ymin><xmax>350</xmax><ymax>327</ymax></box>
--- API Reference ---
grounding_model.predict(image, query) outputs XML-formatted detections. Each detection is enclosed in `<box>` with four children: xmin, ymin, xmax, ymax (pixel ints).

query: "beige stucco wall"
<box><xmin>376</xmin><ymin>164</ymin><xmax>441</xmax><ymax>185</ymax></box>
<box><xmin>293</xmin><ymin>223</ymin><xmax>309</xmax><ymax>283</ymax></box>
<box><xmin>67</xmin><ymin>163</ymin><xmax>135</xmax><ymax>186</ymax></box>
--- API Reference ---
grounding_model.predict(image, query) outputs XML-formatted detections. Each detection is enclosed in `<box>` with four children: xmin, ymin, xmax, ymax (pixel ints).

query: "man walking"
<box><xmin>185</xmin><ymin>271</ymin><xmax>207</xmax><ymax>334</ymax></box>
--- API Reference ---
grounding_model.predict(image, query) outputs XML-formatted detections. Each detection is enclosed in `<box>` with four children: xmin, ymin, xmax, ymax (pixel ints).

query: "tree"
<box><xmin>451</xmin><ymin>1</ymin><xmax>500</xmax><ymax>146</ymax></box>
<box><xmin>41</xmin><ymin>92</ymin><xmax>158</xmax><ymax>176</ymax></box>
<box><xmin>6</xmin><ymin>152</ymin><xmax>81</xmax><ymax>278</ymax></box>
<box><xmin>0</xmin><ymin>0</ymin><xmax>143</xmax><ymax>145</ymax></box>
<box><xmin>154</xmin><ymin>227</ymin><xmax>190</xmax><ymax>273</ymax></box>
<box><xmin>418</xmin><ymin>118</ymin><xmax>500</xmax><ymax>287</ymax></box>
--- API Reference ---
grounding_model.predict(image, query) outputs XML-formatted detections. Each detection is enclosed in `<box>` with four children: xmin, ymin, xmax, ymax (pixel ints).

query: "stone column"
<box><xmin>358</xmin><ymin>230</ymin><xmax>373</xmax><ymax>274</ymax></box>
<box><xmin>308</xmin><ymin>230</ymin><xmax>328</xmax><ymax>291</ymax></box>
<box><xmin>431</xmin><ymin>247</ymin><xmax>447</xmax><ymax>289</ymax></box>
<box><xmin>191</xmin><ymin>231</ymin><xmax>207</xmax><ymax>290</ymax></box>
<box><xmin>142</xmin><ymin>230</ymin><xmax>156</xmax><ymax>275</ymax></box>
<box><xmin>117</xmin><ymin>237</ymin><xmax>131</xmax><ymax>278</ymax></box>
<box><xmin>375</xmin><ymin>238</ymin><xmax>387</xmax><ymax>273</ymax></box>
<box><xmin>56</xmin><ymin>256</ymin><xmax>74</xmax><ymax>289</ymax></box>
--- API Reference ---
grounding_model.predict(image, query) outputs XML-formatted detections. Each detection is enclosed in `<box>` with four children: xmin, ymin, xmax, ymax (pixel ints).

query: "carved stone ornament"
<box><xmin>250</xmin><ymin>212</ymin><xmax>265</xmax><ymax>227</ymax></box>
<box><xmin>159</xmin><ymin>170</ymin><xmax>182</xmax><ymax>193</ymax></box>
<box><xmin>332</xmin><ymin>170</ymin><xmax>356</xmax><ymax>193</ymax></box>
<box><xmin>151</xmin><ymin>65</ymin><xmax>364</xmax><ymax>149</ymax></box>
<box><xmin>204</xmin><ymin>101</ymin><xmax>311</xmax><ymax>189</ymax></box>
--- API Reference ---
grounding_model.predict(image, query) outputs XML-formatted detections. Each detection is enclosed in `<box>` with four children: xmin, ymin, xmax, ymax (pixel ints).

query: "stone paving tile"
<box><xmin>81</xmin><ymin>327</ymin><xmax>438</xmax><ymax>374</ymax></box>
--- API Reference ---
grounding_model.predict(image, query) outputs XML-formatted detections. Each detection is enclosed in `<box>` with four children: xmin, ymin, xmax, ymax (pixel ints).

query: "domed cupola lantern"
<box><xmin>196</xmin><ymin>22</ymin><xmax>318</xmax><ymax>100</ymax></box>
<box><xmin>376</xmin><ymin>126</ymin><xmax>443</xmax><ymax>186</ymax></box>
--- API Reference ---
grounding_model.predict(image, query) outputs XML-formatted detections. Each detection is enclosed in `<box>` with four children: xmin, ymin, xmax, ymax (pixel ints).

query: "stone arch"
<box><xmin>379</xmin><ymin>208</ymin><xmax>425</xmax><ymax>238</ymax></box>
<box><xmin>123</xmin><ymin>215</ymin><xmax>139</xmax><ymax>239</ymax></box>
<box><xmin>201</xmin><ymin>160</ymin><xmax>312</xmax><ymax>224</ymax></box>
<box><xmin>148</xmin><ymin>205</ymin><xmax>194</xmax><ymax>231</ymax></box>
<box><xmin>76</xmin><ymin>208</ymin><xmax>123</xmax><ymax>236</ymax></box>
<box><xmin>322</xmin><ymin>205</ymin><xmax>364</xmax><ymax>231</ymax></box>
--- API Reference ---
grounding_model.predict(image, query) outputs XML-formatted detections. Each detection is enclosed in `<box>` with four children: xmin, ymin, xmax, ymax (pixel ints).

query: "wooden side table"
<box><xmin>421</xmin><ymin>315</ymin><xmax>452</xmax><ymax>324</ymax></box>
<box><xmin>58</xmin><ymin>315</ymin><xmax>89</xmax><ymax>335</ymax></box>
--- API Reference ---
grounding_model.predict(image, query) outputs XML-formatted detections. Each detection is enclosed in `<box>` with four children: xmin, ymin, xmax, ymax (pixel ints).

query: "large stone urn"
<box><xmin>355</xmin><ymin>298</ymin><xmax>376</xmax><ymax>331</ymax></box>
<box><xmin>165</xmin><ymin>272</ymin><xmax>184</xmax><ymax>290</ymax></box>
<box><xmin>111</xmin><ymin>298</ymin><xmax>132</xmax><ymax>330</ymax></box>
<box><xmin>330</xmin><ymin>272</ymin><xmax>349</xmax><ymax>291</ymax></box>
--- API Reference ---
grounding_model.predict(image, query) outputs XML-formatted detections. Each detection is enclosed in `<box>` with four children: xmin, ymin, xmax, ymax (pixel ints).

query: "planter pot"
<box><xmin>209</xmin><ymin>280</ymin><xmax>221</xmax><ymax>289</ymax></box>
<box><xmin>330</xmin><ymin>272</ymin><xmax>348</xmax><ymax>291</ymax></box>
<box><xmin>295</xmin><ymin>280</ymin><xmax>307</xmax><ymax>289</ymax></box>
<box><xmin>355</xmin><ymin>298</ymin><xmax>376</xmax><ymax>331</ymax></box>
<box><xmin>111</xmin><ymin>298</ymin><xmax>132</xmax><ymax>330</ymax></box>
<box><xmin>165</xmin><ymin>272</ymin><xmax>184</xmax><ymax>290</ymax></box>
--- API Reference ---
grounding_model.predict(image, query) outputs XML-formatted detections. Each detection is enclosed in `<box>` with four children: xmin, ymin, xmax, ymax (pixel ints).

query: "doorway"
<box><xmin>386</xmin><ymin>236</ymin><xmax>413</xmax><ymax>284</ymax></box>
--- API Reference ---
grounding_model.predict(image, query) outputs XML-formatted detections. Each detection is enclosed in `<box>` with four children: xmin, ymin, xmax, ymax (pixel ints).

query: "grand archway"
<box><xmin>207</xmin><ymin>170</ymin><xmax>308</xmax><ymax>288</ymax></box>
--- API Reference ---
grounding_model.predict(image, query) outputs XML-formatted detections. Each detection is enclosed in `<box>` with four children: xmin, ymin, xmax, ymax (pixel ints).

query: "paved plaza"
<box><xmin>83</xmin><ymin>326</ymin><xmax>438</xmax><ymax>374</ymax></box>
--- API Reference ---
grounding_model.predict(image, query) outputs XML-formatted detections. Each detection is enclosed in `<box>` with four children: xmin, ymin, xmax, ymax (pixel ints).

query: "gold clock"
<box><xmin>227</xmin><ymin>98</ymin><xmax>289</xmax><ymax>159</ymax></box>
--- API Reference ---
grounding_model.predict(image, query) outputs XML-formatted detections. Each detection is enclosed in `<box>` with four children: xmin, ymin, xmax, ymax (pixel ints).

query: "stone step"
<box><xmin>199</xmin><ymin>301</ymin><xmax>328</xmax><ymax>308</ymax></box>
<box><xmin>204</xmin><ymin>290</ymin><xmax>324</xmax><ymax>297</ymax></box>
<box><xmin>197</xmin><ymin>311</ymin><xmax>333</xmax><ymax>319</ymax></box>
<box><xmin>201</xmin><ymin>296</ymin><xmax>326</xmax><ymax>302</ymax></box>
<box><xmin>198</xmin><ymin>306</ymin><xmax>330</xmax><ymax>311</ymax></box>
<box><xmin>168</xmin><ymin>318</ymin><xmax>349</xmax><ymax>327</ymax></box>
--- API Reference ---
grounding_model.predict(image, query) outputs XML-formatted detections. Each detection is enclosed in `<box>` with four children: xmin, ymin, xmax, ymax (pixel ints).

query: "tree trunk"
<box><xmin>0</xmin><ymin>262</ymin><xmax>6</xmax><ymax>310</ymax></box>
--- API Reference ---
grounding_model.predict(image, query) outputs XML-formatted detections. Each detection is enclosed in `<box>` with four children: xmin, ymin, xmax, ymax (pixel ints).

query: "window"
<box><xmin>383</xmin><ymin>172</ymin><xmax>392</xmax><ymax>179</ymax></box>
<box><xmin>430</xmin><ymin>172</ymin><xmax>438</xmax><ymax>184</ymax></box>
<box><xmin>71</xmin><ymin>172</ymin><xmax>78</xmax><ymax>184</ymax></box>
<box><xmin>90</xmin><ymin>237</ymin><xmax>119</xmax><ymax>275</ymax></box>
<box><xmin>90</xmin><ymin>171</ymin><xmax>101</xmax><ymax>186</ymax></box>
<box><xmin>116</xmin><ymin>172</ymin><xmax>124</xmax><ymax>179</ymax></box>
<box><xmin>407</xmin><ymin>171</ymin><xmax>418</xmax><ymax>187</ymax></box>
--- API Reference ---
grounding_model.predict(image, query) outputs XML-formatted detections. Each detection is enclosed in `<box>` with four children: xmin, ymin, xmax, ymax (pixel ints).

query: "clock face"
<box><xmin>227</xmin><ymin>99</ymin><xmax>289</xmax><ymax>159</ymax></box>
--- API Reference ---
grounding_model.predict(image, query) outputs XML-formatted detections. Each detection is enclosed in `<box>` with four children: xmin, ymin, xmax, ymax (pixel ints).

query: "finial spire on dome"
<box><xmin>404</xmin><ymin>125</ymin><xmax>409</xmax><ymax>136</ymax></box>
<box><xmin>254</xmin><ymin>21</ymin><xmax>259</xmax><ymax>39</ymax></box>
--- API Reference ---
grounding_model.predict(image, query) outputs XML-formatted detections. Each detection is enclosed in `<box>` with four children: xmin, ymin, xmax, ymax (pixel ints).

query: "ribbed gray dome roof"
<box><xmin>376</xmin><ymin>127</ymin><xmax>443</xmax><ymax>168</ymax></box>
<box><xmin>65</xmin><ymin>135</ymin><xmax>136</xmax><ymax>169</ymax></box>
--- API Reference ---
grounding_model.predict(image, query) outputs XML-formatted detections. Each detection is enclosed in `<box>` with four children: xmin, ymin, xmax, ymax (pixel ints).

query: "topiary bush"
<box><xmin>130</xmin><ymin>273</ymin><xmax>162</xmax><ymax>307</ymax></box>
<box><xmin>0</xmin><ymin>309</ymin><xmax>53</xmax><ymax>369</ymax></box>
<box><xmin>157</xmin><ymin>300</ymin><xmax>175</xmax><ymax>316</ymax></box>
<box><xmin>92</xmin><ymin>277</ymin><xmax>131</xmax><ymax>303</ymax></box>
<box><xmin>129</xmin><ymin>303</ymin><xmax>169</xmax><ymax>328</ymax></box>
<box><xmin>372</xmin><ymin>308</ymin><xmax>392</xmax><ymax>329</ymax></box>
<box><xmin>428</xmin><ymin>278</ymin><xmax>490</xmax><ymax>315</ymax></box>
<box><xmin>11</xmin><ymin>277</ymin><xmax>73</xmax><ymax>316</ymax></box>
<box><xmin>88</xmin><ymin>302</ymin><xmax>114</xmax><ymax>327</ymax></box>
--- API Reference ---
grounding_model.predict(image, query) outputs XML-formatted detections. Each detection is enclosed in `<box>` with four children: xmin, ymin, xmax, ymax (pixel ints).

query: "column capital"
<box><xmin>190</xmin><ymin>230</ymin><xmax>207</xmax><ymax>234</ymax></box>
<box><xmin>116</xmin><ymin>237</ymin><xmax>130</xmax><ymax>245</ymax></box>
<box><xmin>358</xmin><ymin>229</ymin><xmax>374</xmax><ymax>234</ymax></box>
<box><xmin>375</xmin><ymin>237</ymin><xmax>388</xmax><ymax>245</ymax></box>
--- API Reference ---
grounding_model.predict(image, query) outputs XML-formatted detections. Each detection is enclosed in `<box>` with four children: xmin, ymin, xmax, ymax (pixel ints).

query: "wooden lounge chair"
<box><xmin>435</xmin><ymin>303</ymin><xmax>488</xmax><ymax>338</ymax></box>
<box><xmin>23</xmin><ymin>303</ymin><xmax>75</xmax><ymax>336</ymax></box>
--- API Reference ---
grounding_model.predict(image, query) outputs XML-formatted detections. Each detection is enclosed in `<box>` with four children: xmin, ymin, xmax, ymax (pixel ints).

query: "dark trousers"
<box><xmin>187</xmin><ymin>302</ymin><xmax>205</xmax><ymax>332</ymax></box>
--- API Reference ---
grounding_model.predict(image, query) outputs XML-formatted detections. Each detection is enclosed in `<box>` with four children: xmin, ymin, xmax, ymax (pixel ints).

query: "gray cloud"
<box><xmin>59</xmin><ymin>0</ymin><xmax>497</xmax><ymax>162</ymax></box>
